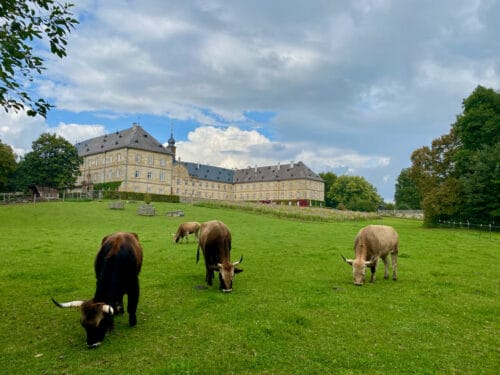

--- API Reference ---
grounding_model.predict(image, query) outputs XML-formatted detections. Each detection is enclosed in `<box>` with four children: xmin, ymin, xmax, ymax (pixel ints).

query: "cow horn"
<box><xmin>102</xmin><ymin>304</ymin><xmax>114</xmax><ymax>315</ymax></box>
<box><xmin>233</xmin><ymin>255</ymin><xmax>243</xmax><ymax>266</ymax></box>
<box><xmin>52</xmin><ymin>298</ymin><xmax>84</xmax><ymax>308</ymax></box>
<box><xmin>341</xmin><ymin>255</ymin><xmax>354</xmax><ymax>265</ymax></box>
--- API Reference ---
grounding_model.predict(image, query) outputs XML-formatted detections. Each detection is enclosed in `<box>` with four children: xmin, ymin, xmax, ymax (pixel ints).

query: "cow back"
<box><xmin>355</xmin><ymin>225</ymin><xmax>398</xmax><ymax>259</ymax></box>
<box><xmin>94</xmin><ymin>232</ymin><xmax>143</xmax><ymax>302</ymax></box>
<box><xmin>199</xmin><ymin>220</ymin><xmax>231</xmax><ymax>264</ymax></box>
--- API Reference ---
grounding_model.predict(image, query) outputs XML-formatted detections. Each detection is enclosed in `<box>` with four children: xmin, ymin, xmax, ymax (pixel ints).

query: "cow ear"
<box><xmin>365</xmin><ymin>256</ymin><xmax>377</xmax><ymax>267</ymax></box>
<box><xmin>234</xmin><ymin>268</ymin><xmax>243</xmax><ymax>274</ymax></box>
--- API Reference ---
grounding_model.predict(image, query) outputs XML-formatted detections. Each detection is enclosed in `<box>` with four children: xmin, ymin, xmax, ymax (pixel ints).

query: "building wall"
<box><xmin>76</xmin><ymin>148</ymin><xmax>323</xmax><ymax>203</ymax></box>
<box><xmin>172</xmin><ymin>163</ymin><xmax>234</xmax><ymax>201</ymax></box>
<box><xmin>77</xmin><ymin>148</ymin><xmax>173</xmax><ymax>195</ymax></box>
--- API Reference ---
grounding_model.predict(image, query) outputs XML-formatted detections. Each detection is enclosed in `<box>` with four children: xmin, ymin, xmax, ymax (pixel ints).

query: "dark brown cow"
<box><xmin>173</xmin><ymin>221</ymin><xmax>201</xmax><ymax>243</ymax></box>
<box><xmin>52</xmin><ymin>232</ymin><xmax>143</xmax><ymax>347</ymax></box>
<box><xmin>342</xmin><ymin>225</ymin><xmax>398</xmax><ymax>286</ymax></box>
<box><xmin>196</xmin><ymin>220</ymin><xmax>243</xmax><ymax>292</ymax></box>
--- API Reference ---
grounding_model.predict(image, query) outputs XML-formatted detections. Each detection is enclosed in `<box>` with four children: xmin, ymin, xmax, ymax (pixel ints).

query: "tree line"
<box><xmin>394</xmin><ymin>85</ymin><xmax>499</xmax><ymax>225</ymax></box>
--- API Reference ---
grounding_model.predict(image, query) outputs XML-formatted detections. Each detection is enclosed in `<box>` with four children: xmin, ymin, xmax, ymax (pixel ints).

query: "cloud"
<box><xmin>0</xmin><ymin>111</ymin><xmax>106</xmax><ymax>155</ymax></box>
<box><xmin>173</xmin><ymin>125</ymin><xmax>390</xmax><ymax>177</ymax></box>
<box><xmin>3</xmin><ymin>0</ymin><xmax>497</xmax><ymax>203</ymax></box>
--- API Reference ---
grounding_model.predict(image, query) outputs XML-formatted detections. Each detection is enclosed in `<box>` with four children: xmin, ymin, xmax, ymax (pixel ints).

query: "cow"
<box><xmin>341</xmin><ymin>225</ymin><xmax>398</xmax><ymax>286</ymax></box>
<box><xmin>52</xmin><ymin>232</ymin><xmax>143</xmax><ymax>348</ymax></box>
<box><xmin>173</xmin><ymin>221</ymin><xmax>201</xmax><ymax>244</ymax></box>
<box><xmin>196</xmin><ymin>220</ymin><xmax>243</xmax><ymax>292</ymax></box>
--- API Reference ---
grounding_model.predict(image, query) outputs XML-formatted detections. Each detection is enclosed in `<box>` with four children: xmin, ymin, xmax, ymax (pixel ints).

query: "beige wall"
<box><xmin>78</xmin><ymin>148</ymin><xmax>173</xmax><ymax>195</ymax></box>
<box><xmin>76</xmin><ymin>148</ymin><xmax>324</xmax><ymax>202</ymax></box>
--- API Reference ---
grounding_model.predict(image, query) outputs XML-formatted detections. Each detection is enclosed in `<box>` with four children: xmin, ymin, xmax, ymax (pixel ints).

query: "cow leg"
<box><xmin>206</xmin><ymin>268</ymin><xmax>214</xmax><ymax>286</ymax></box>
<box><xmin>127</xmin><ymin>279</ymin><xmax>140</xmax><ymax>327</ymax></box>
<box><xmin>369</xmin><ymin>264</ymin><xmax>377</xmax><ymax>283</ymax></box>
<box><xmin>116</xmin><ymin>295</ymin><xmax>125</xmax><ymax>314</ymax></box>
<box><xmin>391</xmin><ymin>252</ymin><xmax>398</xmax><ymax>281</ymax></box>
<box><xmin>381</xmin><ymin>255</ymin><xmax>390</xmax><ymax>279</ymax></box>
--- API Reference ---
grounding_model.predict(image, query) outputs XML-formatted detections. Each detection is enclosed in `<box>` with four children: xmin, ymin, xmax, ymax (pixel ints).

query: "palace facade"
<box><xmin>75</xmin><ymin>124</ymin><xmax>324</xmax><ymax>204</ymax></box>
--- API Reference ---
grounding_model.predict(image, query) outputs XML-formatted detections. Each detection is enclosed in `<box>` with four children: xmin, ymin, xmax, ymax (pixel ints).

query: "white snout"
<box><xmin>222</xmin><ymin>289</ymin><xmax>232</xmax><ymax>293</ymax></box>
<box><xmin>88</xmin><ymin>342</ymin><xmax>101</xmax><ymax>349</ymax></box>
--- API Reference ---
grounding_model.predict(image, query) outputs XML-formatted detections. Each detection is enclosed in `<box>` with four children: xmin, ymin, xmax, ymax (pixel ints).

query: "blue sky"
<box><xmin>1</xmin><ymin>0</ymin><xmax>499</xmax><ymax>201</ymax></box>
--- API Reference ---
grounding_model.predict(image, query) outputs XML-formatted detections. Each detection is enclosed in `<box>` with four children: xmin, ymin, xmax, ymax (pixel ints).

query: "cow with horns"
<box><xmin>341</xmin><ymin>225</ymin><xmax>398</xmax><ymax>286</ymax></box>
<box><xmin>52</xmin><ymin>232</ymin><xmax>143</xmax><ymax>348</ymax></box>
<box><xmin>196</xmin><ymin>220</ymin><xmax>243</xmax><ymax>292</ymax></box>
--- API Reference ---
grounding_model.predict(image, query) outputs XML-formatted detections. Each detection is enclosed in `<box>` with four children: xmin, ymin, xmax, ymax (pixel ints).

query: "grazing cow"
<box><xmin>196</xmin><ymin>220</ymin><xmax>243</xmax><ymax>292</ymax></box>
<box><xmin>52</xmin><ymin>232</ymin><xmax>143</xmax><ymax>348</ymax></box>
<box><xmin>341</xmin><ymin>225</ymin><xmax>398</xmax><ymax>286</ymax></box>
<box><xmin>173</xmin><ymin>221</ymin><xmax>201</xmax><ymax>244</ymax></box>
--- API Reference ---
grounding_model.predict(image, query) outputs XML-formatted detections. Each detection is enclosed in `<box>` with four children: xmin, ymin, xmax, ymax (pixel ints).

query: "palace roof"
<box><xmin>75</xmin><ymin>124</ymin><xmax>172</xmax><ymax>157</ymax></box>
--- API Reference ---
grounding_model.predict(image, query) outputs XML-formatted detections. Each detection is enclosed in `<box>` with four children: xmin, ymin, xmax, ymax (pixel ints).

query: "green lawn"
<box><xmin>0</xmin><ymin>201</ymin><xmax>498</xmax><ymax>374</ymax></box>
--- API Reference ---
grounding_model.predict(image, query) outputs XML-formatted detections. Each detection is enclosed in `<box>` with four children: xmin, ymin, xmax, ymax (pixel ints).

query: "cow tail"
<box><xmin>196</xmin><ymin>244</ymin><xmax>200</xmax><ymax>264</ymax></box>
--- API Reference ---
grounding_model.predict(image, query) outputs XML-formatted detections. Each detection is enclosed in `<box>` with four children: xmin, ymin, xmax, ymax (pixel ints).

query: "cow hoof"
<box><xmin>129</xmin><ymin>315</ymin><xmax>137</xmax><ymax>327</ymax></box>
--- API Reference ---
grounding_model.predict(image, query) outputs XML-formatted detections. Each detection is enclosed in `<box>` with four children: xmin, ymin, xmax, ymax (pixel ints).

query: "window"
<box><xmin>160</xmin><ymin>173</ymin><xmax>165</xmax><ymax>181</ymax></box>
<box><xmin>160</xmin><ymin>159</ymin><xmax>166</xmax><ymax>167</ymax></box>
<box><xmin>135</xmin><ymin>154</ymin><xmax>141</xmax><ymax>163</ymax></box>
<box><xmin>148</xmin><ymin>156</ymin><xmax>154</xmax><ymax>165</ymax></box>
<box><xmin>135</xmin><ymin>170</ymin><xmax>140</xmax><ymax>178</ymax></box>
<box><xmin>147</xmin><ymin>172</ymin><xmax>153</xmax><ymax>180</ymax></box>
<box><xmin>117</xmin><ymin>153</ymin><xmax>122</xmax><ymax>162</ymax></box>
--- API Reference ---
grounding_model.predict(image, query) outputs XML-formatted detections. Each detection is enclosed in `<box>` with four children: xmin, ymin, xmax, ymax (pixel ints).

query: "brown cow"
<box><xmin>52</xmin><ymin>232</ymin><xmax>143</xmax><ymax>348</ymax></box>
<box><xmin>196</xmin><ymin>220</ymin><xmax>243</xmax><ymax>292</ymax></box>
<box><xmin>342</xmin><ymin>225</ymin><xmax>398</xmax><ymax>286</ymax></box>
<box><xmin>173</xmin><ymin>221</ymin><xmax>201</xmax><ymax>244</ymax></box>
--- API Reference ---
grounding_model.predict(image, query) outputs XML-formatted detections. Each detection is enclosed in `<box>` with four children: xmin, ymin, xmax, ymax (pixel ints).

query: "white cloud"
<box><xmin>50</xmin><ymin>123</ymin><xmax>106</xmax><ymax>145</ymax></box>
<box><xmin>173</xmin><ymin>126</ymin><xmax>391</xmax><ymax>178</ymax></box>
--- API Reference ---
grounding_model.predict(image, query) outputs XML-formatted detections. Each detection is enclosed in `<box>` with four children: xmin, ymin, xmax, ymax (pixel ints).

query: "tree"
<box><xmin>409</xmin><ymin>130</ymin><xmax>460</xmax><ymax>225</ymax></box>
<box><xmin>452</xmin><ymin>86</ymin><xmax>500</xmax><ymax>221</ymax></box>
<box><xmin>0</xmin><ymin>139</ymin><xmax>17</xmax><ymax>191</ymax></box>
<box><xmin>11</xmin><ymin>133</ymin><xmax>82</xmax><ymax>190</ymax></box>
<box><xmin>407</xmin><ymin>86</ymin><xmax>500</xmax><ymax>225</ymax></box>
<box><xmin>327</xmin><ymin>175</ymin><xmax>382</xmax><ymax>212</ymax></box>
<box><xmin>0</xmin><ymin>0</ymin><xmax>78</xmax><ymax>117</ymax></box>
<box><xmin>318</xmin><ymin>171</ymin><xmax>337</xmax><ymax>207</ymax></box>
<box><xmin>394</xmin><ymin>168</ymin><xmax>421</xmax><ymax>209</ymax></box>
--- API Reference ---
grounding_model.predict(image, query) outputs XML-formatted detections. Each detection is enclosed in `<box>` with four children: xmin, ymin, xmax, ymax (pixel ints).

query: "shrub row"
<box><xmin>101</xmin><ymin>190</ymin><xmax>179</xmax><ymax>203</ymax></box>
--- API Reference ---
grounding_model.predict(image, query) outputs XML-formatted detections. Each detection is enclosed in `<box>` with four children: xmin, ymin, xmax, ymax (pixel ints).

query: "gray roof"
<box><xmin>76</xmin><ymin>124</ymin><xmax>172</xmax><ymax>157</ymax></box>
<box><xmin>176</xmin><ymin>161</ymin><xmax>235</xmax><ymax>183</ymax></box>
<box><xmin>233</xmin><ymin>161</ymin><xmax>323</xmax><ymax>183</ymax></box>
<box><xmin>176</xmin><ymin>160</ymin><xmax>323</xmax><ymax>184</ymax></box>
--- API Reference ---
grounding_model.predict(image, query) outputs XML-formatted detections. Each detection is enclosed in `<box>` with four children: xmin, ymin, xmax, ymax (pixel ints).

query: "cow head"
<box><xmin>52</xmin><ymin>298</ymin><xmax>114</xmax><ymax>348</ymax></box>
<box><xmin>341</xmin><ymin>255</ymin><xmax>376</xmax><ymax>286</ymax></box>
<box><xmin>215</xmin><ymin>256</ymin><xmax>243</xmax><ymax>292</ymax></box>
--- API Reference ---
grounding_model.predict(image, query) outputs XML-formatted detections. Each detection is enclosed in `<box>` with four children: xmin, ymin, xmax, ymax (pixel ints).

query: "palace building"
<box><xmin>75</xmin><ymin>124</ymin><xmax>324</xmax><ymax>205</ymax></box>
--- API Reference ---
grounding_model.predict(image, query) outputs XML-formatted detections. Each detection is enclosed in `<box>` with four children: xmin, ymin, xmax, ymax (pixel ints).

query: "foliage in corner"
<box><xmin>0</xmin><ymin>0</ymin><xmax>79</xmax><ymax>117</ymax></box>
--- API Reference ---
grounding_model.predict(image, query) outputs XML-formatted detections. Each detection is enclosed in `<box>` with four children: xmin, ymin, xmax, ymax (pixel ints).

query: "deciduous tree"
<box><xmin>0</xmin><ymin>0</ymin><xmax>78</xmax><ymax>117</ymax></box>
<box><xmin>327</xmin><ymin>175</ymin><xmax>382</xmax><ymax>212</ymax></box>
<box><xmin>11</xmin><ymin>133</ymin><xmax>81</xmax><ymax>190</ymax></box>
<box><xmin>394</xmin><ymin>168</ymin><xmax>421</xmax><ymax>209</ymax></box>
<box><xmin>0</xmin><ymin>139</ymin><xmax>17</xmax><ymax>191</ymax></box>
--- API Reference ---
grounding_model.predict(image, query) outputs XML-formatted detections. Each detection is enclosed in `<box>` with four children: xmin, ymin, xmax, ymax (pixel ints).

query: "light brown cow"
<box><xmin>196</xmin><ymin>220</ymin><xmax>243</xmax><ymax>292</ymax></box>
<box><xmin>173</xmin><ymin>221</ymin><xmax>201</xmax><ymax>244</ymax></box>
<box><xmin>342</xmin><ymin>225</ymin><xmax>398</xmax><ymax>286</ymax></box>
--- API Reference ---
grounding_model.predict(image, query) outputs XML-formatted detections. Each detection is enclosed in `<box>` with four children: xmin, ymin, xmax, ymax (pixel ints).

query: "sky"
<box><xmin>1</xmin><ymin>0</ymin><xmax>499</xmax><ymax>201</ymax></box>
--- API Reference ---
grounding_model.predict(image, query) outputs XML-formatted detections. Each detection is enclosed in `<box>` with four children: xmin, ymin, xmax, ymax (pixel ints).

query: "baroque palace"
<box><xmin>75</xmin><ymin>124</ymin><xmax>324</xmax><ymax>205</ymax></box>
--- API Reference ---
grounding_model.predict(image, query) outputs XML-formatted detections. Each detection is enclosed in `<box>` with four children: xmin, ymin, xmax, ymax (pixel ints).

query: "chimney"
<box><xmin>277</xmin><ymin>162</ymin><xmax>280</xmax><ymax>170</ymax></box>
<box><xmin>290</xmin><ymin>161</ymin><xmax>294</xmax><ymax>168</ymax></box>
<box><xmin>254</xmin><ymin>165</ymin><xmax>258</xmax><ymax>172</ymax></box>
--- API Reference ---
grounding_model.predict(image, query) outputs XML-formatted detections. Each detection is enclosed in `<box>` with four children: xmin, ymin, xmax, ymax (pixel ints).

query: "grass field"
<box><xmin>0</xmin><ymin>201</ymin><xmax>498</xmax><ymax>374</ymax></box>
